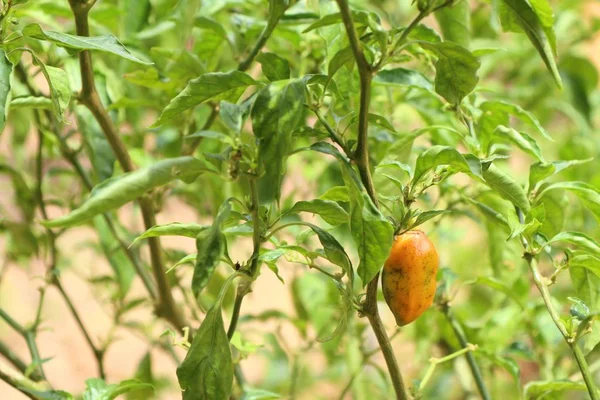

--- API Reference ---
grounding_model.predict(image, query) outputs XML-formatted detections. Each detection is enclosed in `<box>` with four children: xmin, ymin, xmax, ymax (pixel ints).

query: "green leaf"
<box><xmin>464</xmin><ymin>197</ymin><xmax>510</xmax><ymax>228</ymax></box>
<box><xmin>82</xmin><ymin>378</ymin><xmax>153</xmax><ymax>400</ymax></box>
<box><xmin>497</xmin><ymin>0</ymin><xmax>562</xmax><ymax>88</ymax></box>
<box><xmin>94</xmin><ymin>217</ymin><xmax>135</xmax><ymax>297</ymax></box>
<box><xmin>328</xmin><ymin>46</ymin><xmax>354</xmax><ymax>80</ymax></box>
<box><xmin>569</xmin><ymin>254</ymin><xmax>600</xmax><ymax>279</ymax></box>
<box><xmin>132</xmin><ymin>222</ymin><xmax>208</xmax><ymax>246</ymax></box>
<box><xmin>302</xmin><ymin>10</ymin><xmax>369</xmax><ymax>33</ymax></box>
<box><xmin>341</xmin><ymin>163</ymin><xmax>393</xmax><ymax>286</ymax></box>
<box><xmin>192</xmin><ymin>202</ymin><xmax>231</xmax><ymax>297</ymax></box>
<box><xmin>373</xmin><ymin>68</ymin><xmax>432</xmax><ymax>91</ymax></box>
<box><xmin>185</xmin><ymin>130</ymin><xmax>234</xmax><ymax>145</ymax></box>
<box><xmin>252</xmin><ymin>79</ymin><xmax>305</xmax><ymax>203</ymax></box>
<box><xmin>286</xmin><ymin>199</ymin><xmax>348</xmax><ymax>226</ymax></box>
<box><xmin>538</xmin><ymin>181</ymin><xmax>600</xmax><ymax>221</ymax></box>
<box><xmin>9</xmin><ymin>96</ymin><xmax>53</xmax><ymax>110</ymax></box>
<box><xmin>413</xmin><ymin>145</ymin><xmax>481</xmax><ymax>184</ymax></box>
<box><xmin>23</xmin><ymin>24</ymin><xmax>152</xmax><ymax>65</ymax></box>
<box><xmin>524</xmin><ymin>380</ymin><xmax>586</xmax><ymax>399</ymax></box>
<box><xmin>241</xmin><ymin>387</ymin><xmax>282</xmax><ymax>399</ymax></box>
<box><xmin>418</xmin><ymin>41</ymin><xmax>480</xmax><ymax>105</ymax></box>
<box><xmin>434</xmin><ymin>0</ymin><xmax>471</xmax><ymax>48</ymax></box>
<box><xmin>409</xmin><ymin>210</ymin><xmax>451</xmax><ymax>229</ymax></box>
<box><xmin>546</xmin><ymin>232</ymin><xmax>600</xmax><ymax>258</ymax></box>
<box><xmin>154</xmin><ymin>71</ymin><xmax>257</xmax><ymax>126</ymax></box>
<box><xmin>570</xmin><ymin>259</ymin><xmax>600</xmax><ymax>313</ymax></box>
<box><xmin>0</xmin><ymin>49</ymin><xmax>12</xmax><ymax>134</ymax></box>
<box><xmin>482</xmin><ymin>164</ymin><xmax>530</xmax><ymax>214</ymax></box>
<box><xmin>480</xmin><ymin>100</ymin><xmax>552</xmax><ymax>141</ymax></box>
<box><xmin>319</xmin><ymin>186</ymin><xmax>350</xmax><ymax>202</ymax></box>
<box><xmin>42</xmin><ymin>157</ymin><xmax>207</xmax><ymax>228</ymax></box>
<box><xmin>220</xmin><ymin>98</ymin><xmax>253</xmax><ymax>134</ymax></box>
<box><xmin>29</xmin><ymin>54</ymin><xmax>71</xmax><ymax>121</ymax></box>
<box><xmin>256</xmin><ymin>52</ymin><xmax>290</xmax><ymax>81</ymax></box>
<box><xmin>492</xmin><ymin>125</ymin><xmax>545</xmax><ymax>162</ymax></box>
<box><xmin>528</xmin><ymin>159</ymin><xmax>593</xmax><ymax>193</ymax></box>
<box><xmin>177</xmin><ymin>304</ymin><xmax>233</xmax><ymax>400</ymax></box>
<box><xmin>466</xmin><ymin>276</ymin><xmax>525</xmax><ymax>309</ymax></box>
<box><xmin>306</xmin><ymin>223</ymin><xmax>352</xmax><ymax>275</ymax></box>
<box><xmin>75</xmin><ymin>105</ymin><xmax>115</xmax><ymax>182</ymax></box>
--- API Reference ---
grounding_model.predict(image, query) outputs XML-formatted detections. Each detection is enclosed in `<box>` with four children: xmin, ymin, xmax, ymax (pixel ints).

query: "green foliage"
<box><xmin>1</xmin><ymin>0</ymin><xmax>599</xmax><ymax>399</ymax></box>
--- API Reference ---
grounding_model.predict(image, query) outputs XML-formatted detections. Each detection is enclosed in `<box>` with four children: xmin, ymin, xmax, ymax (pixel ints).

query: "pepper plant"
<box><xmin>0</xmin><ymin>0</ymin><xmax>599</xmax><ymax>399</ymax></box>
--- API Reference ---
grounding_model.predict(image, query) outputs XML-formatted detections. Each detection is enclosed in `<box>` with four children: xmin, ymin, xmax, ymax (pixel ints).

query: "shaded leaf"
<box><xmin>286</xmin><ymin>199</ymin><xmax>348</xmax><ymax>226</ymax></box>
<box><xmin>42</xmin><ymin>157</ymin><xmax>207</xmax><ymax>228</ymax></box>
<box><xmin>256</xmin><ymin>52</ymin><xmax>290</xmax><ymax>81</ymax></box>
<box><xmin>23</xmin><ymin>24</ymin><xmax>152</xmax><ymax>65</ymax></box>
<box><xmin>154</xmin><ymin>71</ymin><xmax>257</xmax><ymax>126</ymax></box>
<box><xmin>418</xmin><ymin>41</ymin><xmax>480</xmax><ymax>105</ymax></box>
<box><xmin>482</xmin><ymin>164</ymin><xmax>530</xmax><ymax>213</ymax></box>
<box><xmin>177</xmin><ymin>304</ymin><xmax>233</xmax><ymax>400</ymax></box>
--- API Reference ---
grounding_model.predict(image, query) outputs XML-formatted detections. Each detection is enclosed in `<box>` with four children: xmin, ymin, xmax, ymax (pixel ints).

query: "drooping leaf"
<box><xmin>302</xmin><ymin>10</ymin><xmax>369</xmax><ymax>33</ymax></box>
<box><xmin>42</xmin><ymin>157</ymin><xmax>208</xmax><ymax>228</ymax></box>
<box><xmin>0</xmin><ymin>49</ymin><xmax>12</xmax><ymax>134</ymax></box>
<box><xmin>492</xmin><ymin>125</ymin><xmax>545</xmax><ymax>162</ymax></box>
<box><xmin>132</xmin><ymin>222</ymin><xmax>208</xmax><ymax>246</ymax></box>
<box><xmin>252</xmin><ymin>79</ymin><xmax>306</xmax><ymax>203</ymax></box>
<box><xmin>154</xmin><ymin>71</ymin><xmax>257</xmax><ymax>126</ymax></box>
<box><xmin>546</xmin><ymin>232</ymin><xmax>600</xmax><ymax>258</ymax></box>
<box><xmin>409</xmin><ymin>210</ymin><xmax>451</xmax><ymax>229</ymax></box>
<box><xmin>286</xmin><ymin>199</ymin><xmax>349</xmax><ymax>226</ymax></box>
<box><xmin>434</xmin><ymin>0</ymin><xmax>471</xmax><ymax>48</ymax></box>
<box><xmin>94</xmin><ymin>216</ymin><xmax>135</xmax><ymax>297</ymax></box>
<box><xmin>192</xmin><ymin>202</ymin><xmax>231</xmax><ymax>297</ymax></box>
<box><xmin>306</xmin><ymin>223</ymin><xmax>352</xmax><ymax>276</ymax></box>
<box><xmin>256</xmin><ymin>52</ymin><xmax>290</xmax><ymax>81</ymax></box>
<box><xmin>537</xmin><ymin>181</ymin><xmax>600</xmax><ymax>221</ymax></box>
<box><xmin>528</xmin><ymin>159</ymin><xmax>593</xmax><ymax>193</ymax></box>
<box><xmin>341</xmin><ymin>163</ymin><xmax>393</xmax><ymax>286</ymax></box>
<box><xmin>482</xmin><ymin>164</ymin><xmax>530</xmax><ymax>214</ymax></box>
<box><xmin>497</xmin><ymin>0</ymin><xmax>562</xmax><ymax>88</ymax></box>
<box><xmin>413</xmin><ymin>145</ymin><xmax>481</xmax><ymax>185</ymax></box>
<box><xmin>570</xmin><ymin>260</ymin><xmax>600</xmax><ymax>313</ymax></box>
<box><xmin>524</xmin><ymin>380</ymin><xmax>586</xmax><ymax>399</ymax></box>
<box><xmin>23</xmin><ymin>24</ymin><xmax>152</xmax><ymax>65</ymax></box>
<box><xmin>418</xmin><ymin>41</ymin><xmax>480</xmax><ymax>105</ymax></box>
<box><xmin>27</xmin><ymin>53</ymin><xmax>71</xmax><ymax>121</ymax></box>
<box><xmin>373</xmin><ymin>68</ymin><xmax>432</xmax><ymax>91</ymax></box>
<box><xmin>177</xmin><ymin>304</ymin><xmax>233</xmax><ymax>400</ymax></box>
<box><xmin>82</xmin><ymin>378</ymin><xmax>153</xmax><ymax>400</ymax></box>
<box><xmin>75</xmin><ymin>105</ymin><xmax>116</xmax><ymax>182</ymax></box>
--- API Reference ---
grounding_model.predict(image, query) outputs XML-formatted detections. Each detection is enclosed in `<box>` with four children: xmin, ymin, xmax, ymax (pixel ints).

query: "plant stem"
<box><xmin>227</xmin><ymin>293</ymin><xmax>245</xmax><ymax>340</ymax></box>
<box><xmin>0</xmin><ymin>359</ymin><xmax>49</xmax><ymax>400</ymax></box>
<box><xmin>334</xmin><ymin>2</ymin><xmax>408</xmax><ymax>399</ymax></box>
<box><xmin>418</xmin><ymin>343</ymin><xmax>477</xmax><ymax>393</ymax></box>
<box><xmin>15</xmin><ymin>62</ymin><xmax>159</xmax><ymax>301</ymax></box>
<box><xmin>0</xmin><ymin>340</ymin><xmax>39</xmax><ymax>380</ymax></box>
<box><xmin>440</xmin><ymin>303</ymin><xmax>491</xmax><ymax>400</ymax></box>
<box><xmin>0</xmin><ymin>309</ymin><xmax>46</xmax><ymax>381</ymax></box>
<box><xmin>516</xmin><ymin>209</ymin><xmax>599</xmax><ymax>400</ymax></box>
<box><xmin>313</xmin><ymin>109</ymin><xmax>346</xmax><ymax>152</ymax></box>
<box><xmin>67</xmin><ymin>0</ymin><xmax>186</xmax><ymax>333</ymax></box>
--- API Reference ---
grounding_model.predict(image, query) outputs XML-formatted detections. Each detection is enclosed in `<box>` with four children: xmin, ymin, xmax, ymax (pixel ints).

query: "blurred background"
<box><xmin>1</xmin><ymin>0</ymin><xmax>600</xmax><ymax>399</ymax></box>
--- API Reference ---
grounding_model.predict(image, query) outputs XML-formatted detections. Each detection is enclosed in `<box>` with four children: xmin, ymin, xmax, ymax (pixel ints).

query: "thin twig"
<box><xmin>67</xmin><ymin>0</ymin><xmax>186</xmax><ymax>333</ymax></box>
<box><xmin>0</xmin><ymin>309</ymin><xmax>46</xmax><ymax>381</ymax></box>
<box><xmin>440</xmin><ymin>303</ymin><xmax>491</xmax><ymax>400</ymax></box>
<box><xmin>0</xmin><ymin>359</ymin><xmax>49</xmax><ymax>400</ymax></box>
<box><xmin>334</xmin><ymin>1</ymin><xmax>408</xmax><ymax>399</ymax></box>
<box><xmin>517</xmin><ymin>209</ymin><xmax>599</xmax><ymax>400</ymax></box>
